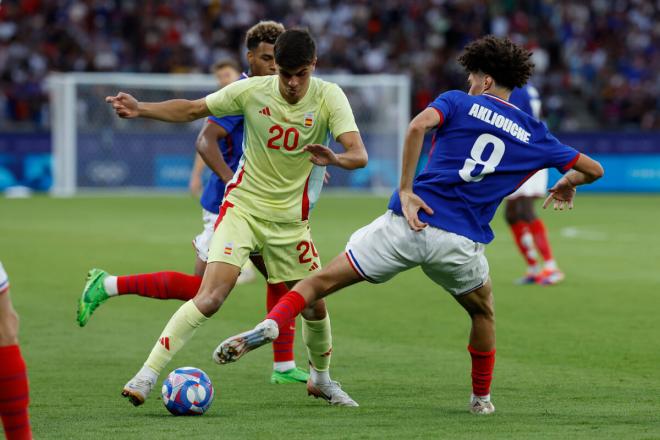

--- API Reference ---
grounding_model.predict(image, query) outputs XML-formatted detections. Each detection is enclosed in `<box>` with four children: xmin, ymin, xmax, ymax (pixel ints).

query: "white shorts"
<box><xmin>192</xmin><ymin>209</ymin><xmax>219</xmax><ymax>262</ymax></box>
<box><xmin>345</xmin><ymin>211</ymin><xmax>489</xmax><ymax>296</ymax></box>
<box><xmin>508</xmin><ymin>168</ymin><xmax>548</xmax><ymax>199</ymax></box>
<box><xmin>0</xmin><ymin>261</ymin><xmax>9</xmax><ymax>293</ymax></box>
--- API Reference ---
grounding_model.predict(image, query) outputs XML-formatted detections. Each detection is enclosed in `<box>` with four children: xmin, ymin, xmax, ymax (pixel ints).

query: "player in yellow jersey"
<box><xmin>106</xmin><ymin>29</ymin><xmax>368</xmax><ymax>407</ymax></box>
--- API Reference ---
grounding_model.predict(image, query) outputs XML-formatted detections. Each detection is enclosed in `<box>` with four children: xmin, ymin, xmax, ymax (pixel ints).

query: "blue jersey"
<box><xmin>509</xmin><ymin>85</ymin><xmax>541</xmax><ymax>119</ymax></box>
<box><xmin>388</xmin><ymin>91</ymin><xmax>579</xmax><ymax>243</ymax></box>
<box><xmin>199</xmin><ymin>74</ymin><xmax>248</xmax><ymax>214</ymax></box>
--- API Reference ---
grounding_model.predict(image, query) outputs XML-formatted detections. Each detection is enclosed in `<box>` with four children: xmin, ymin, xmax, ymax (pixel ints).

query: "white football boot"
<box><xmin>307</xmin><ymin>379</ymin><xmax>359</xmax><ymax>407</ymax></box>
<box><xmin>121</xmin><ymin>368</ymin><xmax>157</xmax><ymax>406</ymax></box>
<box><xmin>469</xmin><ymin>394</ymin><xmax>495</xmax><ymax>415</ymax></box>
<box><xmin>213</xmin><ymin>319</ymin><xmax>279</xmax><ymax>364</ymax></box>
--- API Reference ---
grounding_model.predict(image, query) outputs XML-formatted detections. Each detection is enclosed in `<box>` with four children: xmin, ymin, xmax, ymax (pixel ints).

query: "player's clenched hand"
<box><xmin>543</xmin><ymin>176</ymin><xmax>576</xmax><ymax>210</ymax></box>
<box><xmin>105</xmin><ymin>92</ymin><xmax>139</xmax><ymax>118</ymax></box>
<box><xmin>399</xmin><ymin>190</ymin><xmax>434</xmax><ymax>231</ymax></box>
<box><xmin>303</xmin><ymin>144</ymin><xmax>338</xmax><ymax>166</ymax></box>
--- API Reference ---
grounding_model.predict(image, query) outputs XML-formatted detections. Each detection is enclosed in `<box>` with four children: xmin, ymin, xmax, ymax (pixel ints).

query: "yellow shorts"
<box><xmin>208</xmin><ymin>202</ymin><xmax>322</xmax><ymax>283</ymax></box>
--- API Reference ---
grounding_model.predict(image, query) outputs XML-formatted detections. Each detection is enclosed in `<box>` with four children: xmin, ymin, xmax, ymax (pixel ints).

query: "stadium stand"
<box><xmin>0</xmin><ymin>0</ymin><xmax>657</xmax><ymax>131</ymax></box>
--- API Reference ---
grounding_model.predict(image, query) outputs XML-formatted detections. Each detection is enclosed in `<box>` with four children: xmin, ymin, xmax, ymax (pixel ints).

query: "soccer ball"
<box><xmin>161</xmin><ymin>367</ymin><xmax>214</xmax><ymax>416</ymax></box>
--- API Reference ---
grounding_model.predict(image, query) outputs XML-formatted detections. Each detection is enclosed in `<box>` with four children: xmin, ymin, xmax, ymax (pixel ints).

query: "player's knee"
<box><xmin>0</xmin><ymin>308</ymin><xmax>19</xmax><ymax>346</ymax></box>
<box><xmin>301</xmin><ymin>298</ymin><xmax>327</xmax><ymax>321</ymax></box>
<box><xmin>194</xmin><ymin>287</ymin><xmax>231</xmax><ymax>316</ymax></box>
<box><xmin>458</xmin><ymin>285</ymin><xmax>494</xmax><ymax>320</ymax></box>
<box><xmin>474</xmin><ymin>292</ymin><xmax>495</xmax><ymax>321</ymax></box>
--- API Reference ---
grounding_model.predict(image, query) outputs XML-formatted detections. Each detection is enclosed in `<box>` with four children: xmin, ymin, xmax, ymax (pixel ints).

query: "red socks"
<box><xmin>266</xmin><ymin>283</ymin><xmax>296</xmax><ymax>363</ymax></box>
<box><xmin>468</xmin><ymin>345</ymin><xmax>496</xmax><ymax>397</ymax></box>
<box><xmin>510</xmin><ymin>221</ymin><xmax>538</xmax><ymax>267</ymax></box>
<box><xmin>0</xmin><ymin>345</ymin><xmax>32</xmax><ymax>440</ymax></box>
<box><xmin>266</xmin><ymin>291</ymin><xmax>307</xmax><ymax>330</ymax></box>
<box><xmin>529</xmin><ymin>219</ymin><xmax>553</xmax><ymax>262</ymax></box>
<box><xmin>117</xmin><ymin>272</ymin><xmax>201</xmax><ymax>300</ymax></box>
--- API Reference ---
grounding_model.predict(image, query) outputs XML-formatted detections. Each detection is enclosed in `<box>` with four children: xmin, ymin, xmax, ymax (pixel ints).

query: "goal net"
<box><xmin>48</xmin><ymin>73</ymin><xmax>410</xmax><ymax>196</ymax></box>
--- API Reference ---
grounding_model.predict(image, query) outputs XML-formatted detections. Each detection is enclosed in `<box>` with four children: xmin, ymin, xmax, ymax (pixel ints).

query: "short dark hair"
<box><xmin>245</xmin><ymin>21</ymin><xmax>285</xmax><ymax>51</ymax></box>
<box><xmin>274</xmin><ymin>29</ymin><xmax>317</xmax><ymax>70</ymax></box>
<box><xmin>211</xmin><ymin>59</ymin><xmax>241</xmax><ymax>74</ymax></box>
<box><xmin>457</xmin><ymin>36</ymin><xmax>534</xmax><ymax>90</ymax></box>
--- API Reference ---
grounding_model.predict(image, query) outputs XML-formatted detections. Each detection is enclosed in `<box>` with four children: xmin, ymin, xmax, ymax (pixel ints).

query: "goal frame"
<box><xmin>47</xmin><ymin>72</ymin><xmax>411</xmax><ymax>196</ymax></box>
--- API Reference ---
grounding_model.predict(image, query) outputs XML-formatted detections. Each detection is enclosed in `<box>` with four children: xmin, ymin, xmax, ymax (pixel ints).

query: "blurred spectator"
<box><xmin>0</xmin><ymin>0</ymin><xmax>657</xmax><ymax>131</ymax></box>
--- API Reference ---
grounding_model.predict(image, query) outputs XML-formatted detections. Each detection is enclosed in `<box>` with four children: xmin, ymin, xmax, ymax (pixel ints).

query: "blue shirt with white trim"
<box><xmin>199</xmin><ymin>73</ymin><xmax>248</xmax><ymax>214</ymax></box>
<box><xmin>388</xmin><ymin>90</ymin><xmax>579</xmax><ymax>244</ymax></box>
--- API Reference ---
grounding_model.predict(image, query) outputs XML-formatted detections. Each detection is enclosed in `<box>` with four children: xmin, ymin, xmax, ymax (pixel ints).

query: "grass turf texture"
<box><xmin>1</xmin><ymin>194</ymin><xmax>659</xmax><ymax>439</ymax></box>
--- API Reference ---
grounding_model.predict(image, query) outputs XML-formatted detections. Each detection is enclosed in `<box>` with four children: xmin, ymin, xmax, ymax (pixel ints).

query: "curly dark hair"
<box><xmin>457</xmin><ymin>36</ymin><xmax>534</xmax><ymax>90</ymax></box>
<box><xmin>245</xmin><ymin>21</ymin><xmax>285</xmax><ymax>51</ymax></box>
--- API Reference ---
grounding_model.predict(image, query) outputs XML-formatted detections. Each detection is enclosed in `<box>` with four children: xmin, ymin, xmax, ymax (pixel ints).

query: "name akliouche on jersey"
<box><xmin>468</xmin><ymin>103</ymin><xmax>531</xmax><ymax>143</ymax></box>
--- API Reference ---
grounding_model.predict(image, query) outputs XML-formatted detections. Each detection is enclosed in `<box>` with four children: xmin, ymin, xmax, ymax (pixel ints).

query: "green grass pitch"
<box><xmin>1</xmin><ymin>194</ymin><xmax>659</xmax><ymax>439</ymax></box>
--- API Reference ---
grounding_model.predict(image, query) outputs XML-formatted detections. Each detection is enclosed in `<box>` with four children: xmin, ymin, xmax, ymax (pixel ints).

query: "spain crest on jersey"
<box><xmin>304</xmin><ymin>112</ymin><xmax>314</xmax><ymax>128</ymax></box>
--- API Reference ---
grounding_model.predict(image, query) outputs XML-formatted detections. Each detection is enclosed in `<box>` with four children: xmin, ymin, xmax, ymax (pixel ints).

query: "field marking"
<box><xmin>560</xmin><ymin>226</ymin><xmax>646</xmax><ymax>243</ymax></box>
<box><xmin>560</xmin><ymin>227</ymin><xmax>609</xmax><ymax>241</ymax></box>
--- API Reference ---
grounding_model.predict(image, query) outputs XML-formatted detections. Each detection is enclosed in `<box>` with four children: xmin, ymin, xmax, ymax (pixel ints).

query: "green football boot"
<box><xmin>270</xmin><ymin>367</ymin><xmax>310</xmax><ymax>384</ymax></box>
<box><xmin>77</xmin><ymin>268</ymin><xmax>110</xmax><ymax>327</ymax></box>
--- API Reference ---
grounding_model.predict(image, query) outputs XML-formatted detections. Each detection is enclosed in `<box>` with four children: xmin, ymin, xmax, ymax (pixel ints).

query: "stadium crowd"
<box><xmin>1</xmin><ymin>0</ymin><xmax>657</xmax><ymax>130</ymax></box>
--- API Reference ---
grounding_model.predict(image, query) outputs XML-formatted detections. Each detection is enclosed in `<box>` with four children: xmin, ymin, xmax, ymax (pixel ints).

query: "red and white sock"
<box><xmin>468</xmin><ymin>345</ymin><xmax>495</xmax><ymax>399</ymax></box>
<box><xmin>528</xmin><ymin>219</ymin><xmax>556</xmax><ymax>269</ymax></box>
<box><xmin>0</xmin><ymin>345</ymin><xmax>32</xmax><ymax>440</ymax></box>
<box><xmin>266</xmin><ymin>283</ymin><xmax>297</xmax><ymax>371</ymax></box>
<box><xmin>266</xmin><ymin>291</ymin><xmax>307</xmax><ymax>331</ymax></box>
<box><xmin>510</xmin><ymin>221</ymin><xmax>540</xmax><ymax>273</ymax></box>
<box><xmin>107</xmin><ymin>272</ymin><xmax>202</xmax><ymax>300</ymax></box>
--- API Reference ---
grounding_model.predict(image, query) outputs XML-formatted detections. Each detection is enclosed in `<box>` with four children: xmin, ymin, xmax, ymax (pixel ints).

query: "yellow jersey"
<box><xmin>205</xmin><ymin>75</ymin><xmax>359</xmax><ymax>222</ymax></box>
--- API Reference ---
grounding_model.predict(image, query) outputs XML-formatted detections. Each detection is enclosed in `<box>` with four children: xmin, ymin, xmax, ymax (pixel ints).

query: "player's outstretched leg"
<box><xmin>213</xmin><ymin>319</ymin><xmax>279</xmax><ymax>364</ymax></box>
<box><xmin>77</xmin><ymin>269</ymin><xmax>203</xmax><ymax>327</ymax></box>
<box><xmin>454</xmin><ymin>280</ymin><xmax>496</xmax><ymax>415</ymax></box>
<box><xmin>214</xmin><ymin>252</ymin><xmax>363</xmax><ymax>406</ymax></box>
<box><xmin>122</xmin><ymin>262</ymin><xmax>239</xmax><ymax>406</ymax></box>
<box><xmin>77</xmin><ymin>268</ymin><xmax>110</xmax><ymax>327</ymax></box>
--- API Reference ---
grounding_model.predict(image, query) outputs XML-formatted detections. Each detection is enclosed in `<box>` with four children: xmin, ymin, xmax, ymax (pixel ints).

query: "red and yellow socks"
<box><xmin>0</xmin><ymin>345</ymin><xmax>32</xmax><ymax>440</ymax></box>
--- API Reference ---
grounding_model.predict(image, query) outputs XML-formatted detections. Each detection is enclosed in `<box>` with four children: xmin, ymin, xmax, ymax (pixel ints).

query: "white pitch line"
<box><xmin>560</xmin><ymin>227</ymin><xmax>609</xmax><ymax>241</ymax></box>
<box><xmin>560</xmin><ymin>226</ymin><xmax>646</xmax><ymax>243</ymax></box>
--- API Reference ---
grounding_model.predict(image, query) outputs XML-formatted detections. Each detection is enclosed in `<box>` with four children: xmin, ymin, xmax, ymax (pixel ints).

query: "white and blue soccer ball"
<box><xmin>161</xmin><ymin>367</ymin><xmax>214</xmax><ymax>416</ymax></box>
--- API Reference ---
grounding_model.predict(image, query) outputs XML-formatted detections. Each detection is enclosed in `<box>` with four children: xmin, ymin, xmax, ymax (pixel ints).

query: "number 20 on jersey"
<box><xmin>268</xmin><ymin>125</ymin><xmax>300</xmax><ymax>151</ymax></box>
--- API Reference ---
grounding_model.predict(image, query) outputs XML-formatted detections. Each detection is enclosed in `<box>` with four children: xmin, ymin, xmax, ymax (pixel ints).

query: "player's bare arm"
<box><xmin>399</xmin><ymin>107</ymin><xmax>439</xmax><ymax>231</ymax></box>
<box><xmin>189</xmin><ymin>154</ymin><xmax>206</xmax><ymax>195</ymax></box>
<box><xmin>196</xmin><ymin>122</ymin><xmax>235</xmax><ymax>183</ymax></box>
<box><xmin>105</xmin><ymin>93</ymin><xmax>211</xmax><ymax>122</ymax></box>
<box><xmin>543</xmin><ymin>153</ymin><xmax>604</xmax><ymax>210</ymax></box>
<box><xmin>303</xmin><ymin>131</ymin><xmax>367</xmax><ymax>170</ymax></box>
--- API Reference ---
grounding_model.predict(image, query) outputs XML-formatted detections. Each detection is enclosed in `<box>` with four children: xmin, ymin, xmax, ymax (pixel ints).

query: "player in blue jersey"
<box><xmin>188</xmin><ymin>59</ymin><xmax>242</xmax><ymax>197</ymax></box>
<box><xmin>506</xmin><ymin>85</ymin><xmax>563</xmax><ymax>285</ymax></box>
<box><xmin>213</xmin><ymin>36</ymin><xmax>604</xmax><ymax>415</ymax></box>
<box><xmin>77</xmin><ymin>21</ymin><xmax>312</xmax><ymax>385</ymax></box>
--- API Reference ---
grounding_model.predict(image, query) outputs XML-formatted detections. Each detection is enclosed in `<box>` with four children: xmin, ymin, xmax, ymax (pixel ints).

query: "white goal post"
<box><xmin>47</xmin><ymin>73</ymin><xmax>410</xmax><ymax>196</ymax></box>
